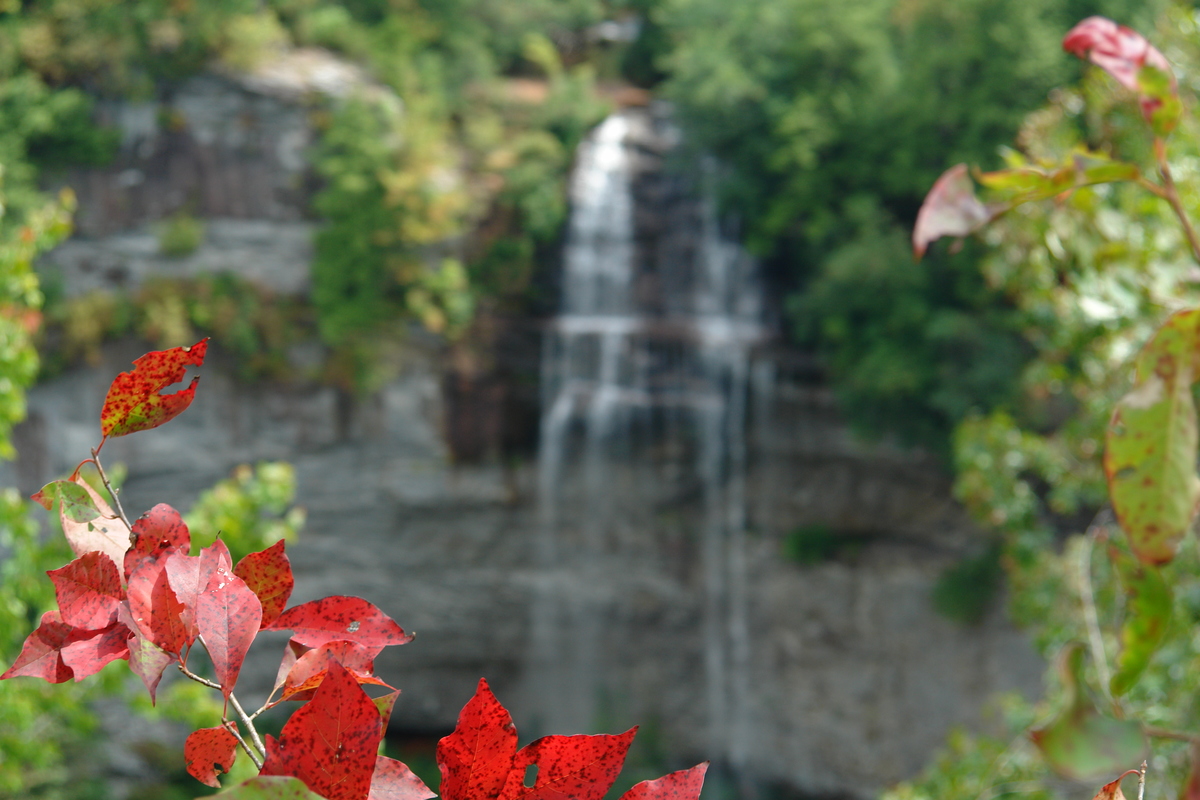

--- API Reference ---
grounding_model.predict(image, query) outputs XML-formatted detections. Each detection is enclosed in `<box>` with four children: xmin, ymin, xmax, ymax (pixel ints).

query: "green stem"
<box><xmin>1154</xmin><ymin>137</ymin><xmax>1200</xmax><ymax>264</ymax></box>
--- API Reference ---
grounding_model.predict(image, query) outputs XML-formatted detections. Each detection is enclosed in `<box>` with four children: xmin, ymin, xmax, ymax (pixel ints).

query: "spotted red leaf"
<box><xmin>437</xmin><ymin>678</ymin><xmax>518</xmax><ymax>800</ymax></box>
<box><xmin>126</xmin><ymin>545</ymin><xmax>191</xmax><ymax>655</ymax></box>
<box><xmin>56</xmin><ymin>477</ymin><xmax>131</xmax><ymax>573</ymax></box>
<box><xmin>280</xmin><ymin>640</ymin><xmax>389</xmax><ymax>702</ymax></box>
<box><xmin>48</xmin><ymin>551</ymin><xmax>124</xmax><ymax>630</ymax></box>
<box><xmin>373</xmin><ymin>689</ymin><xmax>401</xmax><ymax>732</ymax></box>
<box><xmin>234</xmin><ymin>541</ymin><xmax>294</xmax><ymax>629</ymax></box>
<box><xmin>186</xmin><ymin>726</ymin><xmax>239</xmax><ymax>788</ymax></box>
<box><xmin>268</xmin><ymin>596</ymin><xmax>413</xmax><ymax>655</ymax></box>
<box><xmin>260</xmin><ymin>661</ymin><xmax>384</xmax><ymax>800</ymax></box>
<box><xmin>100</xmin><ymin>338</ymin><xmax>208</xmax><ymax>437</ymax></box>
<box><xmin>131</xmin><ymin>503</ymin><xmax>190</xmax><ymax>556</ymax></box>
<box><xmin>618</xmin><ymin>764</ymin><xmax>708</xmax><ymax>800</ymax></box>
<box><xmin>369</xmin><ymin>756</ymin><xmax>437</xmax><ymax>800</ymax></box>
<box><xmin>196</xmin><ymin>561</ymin><xmax>262</xmax><ymax>698</ymax></box>
<box><xmin>0</xmin><ymin>611</ymin><xmax>129</xmax><ymax>683</ymax></box>
<box><xmin>503</xmin><ymin>729</ymin><xmax>637</xmax><ymax>800</ymax></box>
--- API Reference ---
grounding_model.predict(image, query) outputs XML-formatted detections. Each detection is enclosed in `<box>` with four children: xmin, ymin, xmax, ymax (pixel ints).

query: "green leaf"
<box><xmin>1030</xmin><ymin>643</ymin><xmax>1146</xmax><ymax>780</ymax></box>
<box><xmin>1108</xmin><ymin>546</ymin><xmax>1172</xmax><ymax>696</ymax></box>
<box><xmin>1104</xmin><ymin>309</ymin><xmax>1200</xmax><ymax>565</ymax></box>
<box><xmin>1138</xmin><ymin>64</ymin><xmax>1181</xmax><ymax>137</ymax></box>
<box><xmin>31</xmin><ymin>480</ymin><xmax>101</xmax><ymax>523</ymax></box>
<box><xmin>206</xmin><ymin>775</ymin><xmax>324</xmax><ymax>799</ymax></box>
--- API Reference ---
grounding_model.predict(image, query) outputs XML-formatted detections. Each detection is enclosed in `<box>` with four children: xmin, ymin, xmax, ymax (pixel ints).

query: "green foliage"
<box><xmin>157</xmin><ymin>211</ymin><xmax>205</xmax><ymax>258</ymax></box>
<box><xmin>185</xmin><ymin>462</ymin><xmax>306</xmax><ymax>564</ymax></box>
<box><xmin>782</xmin><ymin>524</ymin><xmax>869</xmax><ymax>565</ymax></box>
<box><xmin>932</xmin><ymin>543</ymin><xmax>1003</xmax><ymax>625</ymax></box>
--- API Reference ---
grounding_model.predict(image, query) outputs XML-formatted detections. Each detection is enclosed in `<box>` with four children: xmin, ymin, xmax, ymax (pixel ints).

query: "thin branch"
<box><xmin>1138</xmin><ymin>759</ymin><xmax>1147</xmax><ymax>800</ymax></box>
<box><xmin>222</xmin><ymin>719</ymin><xmax>263</xmax><ymax>771</ymax></box>
<box><xmin>1078</xmin><ymin>518</ymin><xmax>1114</xmax><ymax>709</ymax></box>
<box><xmin>177</xmin><ymin>662</ymin><xmax>267</xmax><ymax>766</ymax></box>
<box><xmin>89</xmin><ymin>448</ymin><xmax>131</xmax><ymax>532</ymax></box>
<box><xmin>1155</xmin><ymin>137</ymin><xmax>1200</xmax><ymax>264</ymax></box>
<box><xmin>229</xmin><ymin>692</ymin><xmax>267</xmax><ymax>760</ymax></box>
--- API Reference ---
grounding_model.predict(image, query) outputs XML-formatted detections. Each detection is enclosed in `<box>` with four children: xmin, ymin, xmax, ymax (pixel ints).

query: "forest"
<box><xmin>4</xmin><ymin>0</ymin><xmax>1200</xmax><ymax>799</ymax></box>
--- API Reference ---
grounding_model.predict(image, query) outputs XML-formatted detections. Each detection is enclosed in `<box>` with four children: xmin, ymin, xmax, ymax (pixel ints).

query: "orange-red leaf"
<box><xmin>100</xmin><ymin>338</ymin><xmax>208</xmax><ymax>437</ymax></box>
<box><xmin>59</xmin><ymin>622</ymin><xmax>130</xmax><ymax>680</ymax></box>
<box><xmin>48</xmin><ymin>551</ymin><xmax>124</xmax><ymax>630</ymax></box>
<box><xmin>618</xmin><ymin>764</ymin><xmax>708</xmax><ymax>800</ymax></box>
<box><xmin>186</xmin><ymin>726</ymin><xmax>239</xmax><ymax>788</ymax></box>
<box><xmin>280</xmin><ymin>640</ymin><xmax>389</xmax><ymax>702</ymax></box>
<box><xmin>234</xmin><ymin>540</ymin><xmax>294</xmax><ymax>629</ymax></box>
<box><xmin>437</xmin><ymin>678</ymin><xmax>517</xmax><ymax>800</ymax></box>
<box><xmin>369</xmin><ymin>756</ymin><xmax>437</xmax><ymax>800</ymax></box>
<box><xmin>269</xmin><ymin>596</ymin><xmax>413</xmax><ymax>655</ymax></box>
<box><xmin>1</xmin><ymin>611</ymin><xmax>81</xmax><ymax>683</ymax></box>
<box><xmin>260</xmin><ymin>661</ymin><xmax>384</xmax><ymax>800</ymax></box>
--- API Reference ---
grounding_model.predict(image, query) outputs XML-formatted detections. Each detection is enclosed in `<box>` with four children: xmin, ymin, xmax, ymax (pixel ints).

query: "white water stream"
<box><xmin>531</xmin><ymin>109</ymin><xmax>765</xmax><ymax>770</ymax></box>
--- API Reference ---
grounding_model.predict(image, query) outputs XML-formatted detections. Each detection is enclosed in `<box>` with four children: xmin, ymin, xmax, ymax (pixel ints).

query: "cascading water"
<box><xmin>530</xmin><ymin>107</ymin><xmax>766</xmax><ymax>771</ymax></box>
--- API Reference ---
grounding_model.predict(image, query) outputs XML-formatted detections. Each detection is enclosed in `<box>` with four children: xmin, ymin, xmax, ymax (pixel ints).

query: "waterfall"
<box><xmin>531</xmin><ymin>108</ymin><xmax>766</xmax><ymax>769</ymax></box>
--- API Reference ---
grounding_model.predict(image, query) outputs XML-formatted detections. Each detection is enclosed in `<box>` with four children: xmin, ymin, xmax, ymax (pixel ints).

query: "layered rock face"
<box><xmin>7</xmin><ymin>61</ymin><xmax>1042</xmax><ymax>798</ymax></box>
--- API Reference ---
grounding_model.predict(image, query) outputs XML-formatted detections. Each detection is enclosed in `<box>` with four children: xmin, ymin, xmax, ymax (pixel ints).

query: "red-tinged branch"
<box><xmin>177</xmin><ymin>661</ymin><xmax>265</xmax><ymax>769</ymax></box>
<box><xmin>89</xmin><ymin>448</ymin><xmax>131</xmax><ymax>532</ymax></box>
<box><xmin>1154</xmin><ymin>138</ymin><xmax>1200</xmax><ymax>264</ymax></box>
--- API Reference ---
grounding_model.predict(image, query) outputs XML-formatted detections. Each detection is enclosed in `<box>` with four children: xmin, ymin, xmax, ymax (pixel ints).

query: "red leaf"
<box><xmin>1063</xmin><ymin>17</ymin><xmax>1172</xmax><ymax>95</ymax></box>
<box><xmin>369</xmin><ymin>756</ymin><xmax>437</xmax><ymax>800</ymax></box>
<box><xmin>269</xmin><ymin>596</ymin><xmax>413</xmax><ymax>655</ymax></box>
<box><xmin>59</xmin><ymin>623</ymin><xmax>131</xmax><ymax>680</ymax></box>
<box><xmin>1</xmin><ymin>611</ymin><xmax>79</xmax><ymax>683</ymax></box>
<box><xmin>912</xmin><ymin>164</ymin><xmax>994</xmax><ymax>259</ymax></box>
<box><xmin>280</xmin><ymin>640</ymin><xmax>389</xmax><ymax>702</ymax></box>
<box><xmin>437</xmin><ymin>678</ymin><xmax>518</xmax><ymax>800</ymax></box>
<box><xmin>48</xmin><ymin>551</ymin><xmax>124</xmax><ymax>630</ymax></box>
<box><xmin>56</xmin><ymin>477</ymin><xmax>131</xmax><ymax>572</ymax></box>
<box><xmin>196</xmin><ymin>562</ymin><xmax>262</xmax><ymax>698</ymax></box>
<box><xmin>100</xmin><ymin>338</ymin><xmax>208</xmax><ymax>437</ymax></box>
<box><xmin>234</xmin><ymin>540</ymin><xmax>295</xmax><ymax>629</ymax></box>
<box><xmin>126</xmin><ymin>546</ymin><xmax>191</xmax><ymax>655</ymax></box>
<box><xmin>131</xmin><ymin>503</ymin><xmax>190</xmax><ymax>555</ymax></box>
<box><xmin>185</xmin><ymin>726</ymin><xmax>239</xmax><ymax>788</ymax></box>
<box><xmin>618</xmin><ymin>764</ymin><xmax>708</xmax><ymax>800</ymax></box>
<box><xmin>504</xmin><ymin>730</ymin><xmax>637</xmax><ymax>800</ymax></box>
<box><xmin>274</xmin><ymin>640</ymin><xmax>306</xmax><ymax>693</ymax></box>
<box><xmin>260</xmin><ymin>661</ymin><xmax>384</xmax><ymax>800</ymax></box>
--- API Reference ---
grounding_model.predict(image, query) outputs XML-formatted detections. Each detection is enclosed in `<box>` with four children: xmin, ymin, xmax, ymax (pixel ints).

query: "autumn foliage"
<box><xmin>2</xmin><ymin>340</ymin><xmax>709</xmax><ymax>800</ymax></box>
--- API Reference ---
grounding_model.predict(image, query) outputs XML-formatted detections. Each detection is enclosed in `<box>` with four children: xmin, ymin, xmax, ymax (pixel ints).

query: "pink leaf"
<box><xmin>369</xmin><ymin>756</ymin><xmax>437</xmax><ymax>800</ymax></box>
<box><xmin>269</xmin><ymin>596</ymin><xmax>413</xmax><ymax>655</ymax></box>
<box><xmin>280</xmin><ymin>640</ymin><xmax>389</xmax><ymax>702</ymax></box>
<box><xmin>48</xmin><ymin>551</ymin><xmax>124</xmax><ymax>630</ymax></box>
<box><xmin>618</xmin><ymin>764</ymin><xmax>709</xmax><ymax>800</ymax></box>
<box><xmin>196</xmin><ymin>562</ymin><xmax>262</xmax><ymax>698</ymax></box>
<box><xmin>233</xmin><ymin>540</ymin><xmax>295</xmax><ymax>629</ymax></box>
<box><xmin>56</xmin><ymin>477</ymin><xmax>131</xmax><ymax>572</ymax></box>
<box><xmin>1063</xmin><ymin>17</ymin><xmax>1172</xmax><ymax>94</ymax></box>
<box><xmin>185</xmin><ymin>726</ymin><xmax>239</xmax><ymax>788</ymax></box>
<box><xmin>164</xmin><ymin>541</ymin><xmax>231</xmax><ymax>639</ymax></box>
<box><xmin>124</xmin><ymin>624</ymin><xmax>174</xmax><ymax>703</ymax></box>
<box><xmin>912</xmin><ymin>164</ymin><xmax>994</xmax><ymax>259</ymax></box>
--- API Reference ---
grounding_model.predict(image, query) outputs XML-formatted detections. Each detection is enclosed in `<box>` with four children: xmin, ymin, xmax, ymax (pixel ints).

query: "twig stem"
<box><xmin>1155</xmin><ymin>137</ymin><xmax>1200</xmax><ymax>264</ymax></box>
<box><xmin>89</xmin><ymin>447</ymin><xmax>131</xmax><ymax>532</ymax></box>
<box><xmin>177</xmin><ymin>662</ymin><xmax>265</xmax><ymax>768</ymax></box>
<box><xmin>1138</xmin><ymin>759</ymin><xmax>1147</xmax><ymax>800</ymax></box>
